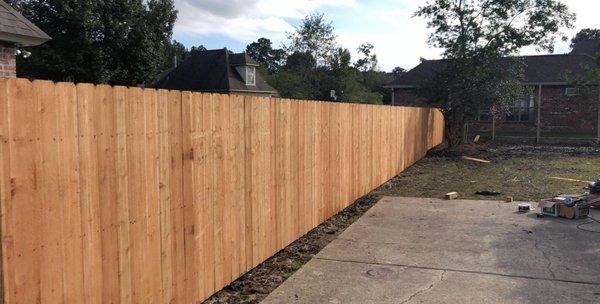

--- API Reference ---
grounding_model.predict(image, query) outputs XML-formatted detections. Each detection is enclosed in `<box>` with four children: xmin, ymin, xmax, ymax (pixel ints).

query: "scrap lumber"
<box><xmin>549</xmin><ymin>177</ymin><xmax>592</xmax><ymax>184</ymax></box>
<box><xmin>462</xmin><ymin>156</ymin><xmax>491</xmax><ymax>164</ymax></box>
<box><xmin>445</xmin><ymin>192</ymin><xmax>459</xmax><ymax>200</ymax></box>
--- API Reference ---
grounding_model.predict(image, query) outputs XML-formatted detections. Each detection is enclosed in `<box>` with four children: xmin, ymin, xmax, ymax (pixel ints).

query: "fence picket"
<box><xmin>0</xmin><ymin>78</ymin><xmax>444</xmax><ymax>304</ymax></box>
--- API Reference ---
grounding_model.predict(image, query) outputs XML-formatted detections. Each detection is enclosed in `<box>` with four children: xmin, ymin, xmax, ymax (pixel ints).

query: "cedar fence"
<box><xmin>0</xmin><ymin>78</ymin><xmax>444</xmax><ymax>304</ymax></box>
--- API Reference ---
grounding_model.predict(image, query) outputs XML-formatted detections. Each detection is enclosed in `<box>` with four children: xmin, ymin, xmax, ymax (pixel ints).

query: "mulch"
<box><xmin>204</xmin><ymin>195</ymin><xmax>380</xmax><ymax>304</ymax></box>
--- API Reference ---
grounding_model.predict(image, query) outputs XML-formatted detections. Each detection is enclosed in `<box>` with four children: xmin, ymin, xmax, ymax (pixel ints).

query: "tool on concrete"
<box><xmin>518</xmin><ymin>203</ymin><xmax>532</xmax><ymax>213</ymax></box>
<box><xmin>538</xmin><ymin>194</ymin><xmax>597</xmax><ymax>220</ymax></box>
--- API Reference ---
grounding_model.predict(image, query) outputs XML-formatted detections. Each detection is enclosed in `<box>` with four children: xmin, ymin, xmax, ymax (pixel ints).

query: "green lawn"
<box><xmin>374</xmin><ymin>148</ymin><xmax>600</xmax><ymax>202</ymax></box>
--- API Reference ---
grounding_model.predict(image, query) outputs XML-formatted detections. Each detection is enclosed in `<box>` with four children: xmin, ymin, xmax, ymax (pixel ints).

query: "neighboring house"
<box><xmin>388</xmin><ymin>39</ymin><xmax>600</xmax><ymax>139</ymax></box>
<box><xmin>154</xmin><ymin>48</ymin><xmax>279</xmax><ymax>97</ymax></box>
<box><xmin>0</xmin><ymin>1</ymin><xmax>51</xmax><ymax>77</ymax></box>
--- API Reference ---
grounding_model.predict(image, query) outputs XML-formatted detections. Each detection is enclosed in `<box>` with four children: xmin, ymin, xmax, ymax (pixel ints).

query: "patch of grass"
<box><xmin>374</xmin><ymin>154</ymin><xmax>600</xmax><ymax>202</ymax></box>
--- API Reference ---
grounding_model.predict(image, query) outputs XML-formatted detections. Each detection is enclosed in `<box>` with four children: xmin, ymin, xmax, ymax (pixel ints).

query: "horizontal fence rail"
<box><xmin>0</xmin><ymin>78</ymin><xmax>444</xmax><ymax>303</ymax></box>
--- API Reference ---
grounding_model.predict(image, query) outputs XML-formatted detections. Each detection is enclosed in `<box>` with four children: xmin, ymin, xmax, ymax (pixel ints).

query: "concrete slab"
<box><xmin>262</xmin><ymin>197</ymin><xmax>600</xmax><ymax>304</ymax></box>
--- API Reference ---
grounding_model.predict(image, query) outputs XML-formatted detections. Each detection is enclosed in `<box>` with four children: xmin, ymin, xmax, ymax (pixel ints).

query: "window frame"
<box><xmin>246</xmin><ymin>66</ymin><xmax>256</xmax><ymax>86</ymax></box>
<box><xmin>506</xmin><ymin>94</ymin><xmax>535</xmax><ymax>122</ymax></box>
<box><xmin>565</xmin><ymin>87</ymin><xmax>580</xmax><ymax>96</ymax></box>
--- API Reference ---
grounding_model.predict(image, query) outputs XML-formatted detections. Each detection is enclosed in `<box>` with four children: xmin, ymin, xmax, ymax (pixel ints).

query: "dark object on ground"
<box><xmin>476</xmin><ymin>189</ymin><xmax>502</xmax><ymax>196</ymax></box>
<box><xmin>589</xmin><ymin>180</ymin><xmax>600</xmax><ymax>194</ymax></box>
<box><xmin>204</xmin><ymin>195</ymin><xmax>381</xmax><ymax>304</ymax></box>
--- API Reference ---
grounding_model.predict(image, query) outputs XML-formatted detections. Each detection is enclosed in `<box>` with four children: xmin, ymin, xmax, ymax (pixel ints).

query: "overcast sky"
<box><xmin>173</xmin><ymin>0</ymin><xmax>600</xmax><ymax>72</ymax></box>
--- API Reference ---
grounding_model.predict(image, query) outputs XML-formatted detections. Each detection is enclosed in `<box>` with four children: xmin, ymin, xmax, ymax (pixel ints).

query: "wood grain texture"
<box><xmin>0</xmin><ymin>79</ymin><xmax>444</xmax><ymax>304</ymax></box>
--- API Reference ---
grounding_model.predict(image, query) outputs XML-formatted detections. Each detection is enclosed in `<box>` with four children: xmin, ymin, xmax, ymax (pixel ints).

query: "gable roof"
<box><xmin>389</xmin><ymin>42</ymin><xmax>599</xmax><ymax>88</ymax></box>
<box><xmin>0</xmin><ymin>1</ymin><xmax>51</xmax><ymax>46</ymax></box>
<box><xmin>153</xmin><ymin>49</ymin><xmax>277</xmax><ymax>94</ymax></box>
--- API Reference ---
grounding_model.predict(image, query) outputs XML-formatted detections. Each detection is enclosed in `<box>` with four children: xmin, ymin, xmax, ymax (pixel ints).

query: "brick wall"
<box><xmin>394</xmin><ymin>86</ymin><xmax>599</xmax><ymax>136</ymax></box>
<box><xmin>392</xmin><ymin>88</ymin><xmax>430</xmax><ymax>107</ymax></box>
<box><xmin>0</xmin><ymin>42</ymin><xmax>16</xmax><ymax>78</ymax></box>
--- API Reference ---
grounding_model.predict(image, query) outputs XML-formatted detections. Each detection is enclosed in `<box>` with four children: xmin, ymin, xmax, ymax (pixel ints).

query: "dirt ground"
<box><xmin>375</xmin><ymin>143</ymin><xmax>600</xmax><ymax>201</ymax></box>
<box><xmin>204</xmin><ymin>195</ymin><xmax>380</xmax><ymax>304</ymax></box>
<box><xmin>204</xmin><ymin>143</ymin><xmax>600</xmax><ymax>303</ymax></box>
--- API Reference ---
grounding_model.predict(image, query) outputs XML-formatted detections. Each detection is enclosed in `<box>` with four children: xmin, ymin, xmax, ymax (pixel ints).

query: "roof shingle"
<box><xmin>0</xmin><ymin>1</ymin><xmax>51</xmax><ymax>46</ymax></box>
<box><xmin>153</xmin><ymin>49</ymin><xmax>277</xmax><ymax>94</ymax></box>
<box><xmin>390</xmin><ymin>42</ymin><xmax>600</xmax><ymax>87</ymax></box>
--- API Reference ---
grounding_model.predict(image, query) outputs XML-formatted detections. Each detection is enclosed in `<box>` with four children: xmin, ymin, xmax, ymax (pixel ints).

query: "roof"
<box><xmin>153</xmin><ymin>49</ymin><xmax>277</xmax><ymax>94</ymax></box>
<box><xmin>229</xmin><ymin>53</ymin><xmax>260</xmax><ymax>66</ymax></box>
<box><xmin>389</xmin><ymin>41</ymin><xmax>600</xmax><ymax>88</ymax></box>
<box><xmin>0</xmin><ymin>1</ymin><xmax>51</xmax><ymax>46</ymax></box>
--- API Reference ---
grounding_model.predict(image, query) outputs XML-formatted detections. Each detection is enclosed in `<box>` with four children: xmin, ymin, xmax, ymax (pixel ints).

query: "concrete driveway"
<box><xmin>262</xmin><ymin>197</ymin><xmax>600</xmax><ymax>304</ymax></box>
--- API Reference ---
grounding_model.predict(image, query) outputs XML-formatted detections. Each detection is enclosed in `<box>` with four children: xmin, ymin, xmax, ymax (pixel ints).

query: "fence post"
<box><xmin>536</xmin><ymin>84</ymin><xmax>542</xmax><ymax>144</ymax></box>
<box><xmin>597</xmin><ymin>85</ymin><xmax>600</xmax><ymax>145</ymax></box>
<box><xmin>492</xmin><ymin>116</ymin><xmax>496</xmax><ymax>141</ymax></box>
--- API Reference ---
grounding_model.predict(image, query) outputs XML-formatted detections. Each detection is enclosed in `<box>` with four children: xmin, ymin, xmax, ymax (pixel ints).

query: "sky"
<box><xmin>173</xmin><ymin>0</ymin><xmax>600</xmax><ymax>72</ymax></box>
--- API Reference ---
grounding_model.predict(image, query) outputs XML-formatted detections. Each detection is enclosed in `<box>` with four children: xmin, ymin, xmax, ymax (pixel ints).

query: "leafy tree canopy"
<box><xmin>246</xmin><ymin>38</ymin><xmax>286</xmax><ymax>74</ymax></box>
<box><xmin>9</xmin><ymin>0</ymin><xmax>178</xmax><ymax>86</ymax></box>
<box><xmin>355</xmin><ymin>43</ymin><xmax>378</xmax><ymax>72</ymax></box>
<box><xmin>415</xmin><ymin>0</ymin><xmax>575</xmax><ymax>146</ymax></box>
<box><xmin>571</xmin><ymin>28</ymin><xmax>600</xmax><ymax>47</ymax></box>
<box><xmin>286</xmin><ymin>13</ymin><xmax>337</xmax><ymax>67</ymax></box>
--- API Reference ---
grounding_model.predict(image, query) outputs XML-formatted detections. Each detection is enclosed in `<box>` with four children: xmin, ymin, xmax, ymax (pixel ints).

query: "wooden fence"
<box><xmin>0</xmin><ymin>78</ymin><xmax>444</xmax><ymax>304</ymax></box>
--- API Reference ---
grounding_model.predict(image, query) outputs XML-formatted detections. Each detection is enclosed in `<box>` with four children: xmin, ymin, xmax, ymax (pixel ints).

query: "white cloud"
<box><xmin>174</xmin><ymin>0</ymin><xmax>357</xmax><ymax>45</ymax></box>
<box><xmin>175</xmin><ymin>0</ymin><xmax>600</xmax><ymax>72</ymax></box>
<box><xmin>338</xmin><ymin>4</ymin><xmax>443</xmax><ymax>71</ymax></box>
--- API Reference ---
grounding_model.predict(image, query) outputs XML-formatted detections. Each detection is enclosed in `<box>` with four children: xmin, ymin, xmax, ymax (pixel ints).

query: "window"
<box><xmin>565</xmin><ymin>87</ymin><xmax>580</xmax><ymax>96</ymax></box>
<box><xmin>246</xmin><ymin>67</ymin><xmax>256</xmax><ymax>86</ymax></box>
<box><xmin>506</xmin><ymin>95</ymin><xmax>535</xmax><ymax>122</ymax></box>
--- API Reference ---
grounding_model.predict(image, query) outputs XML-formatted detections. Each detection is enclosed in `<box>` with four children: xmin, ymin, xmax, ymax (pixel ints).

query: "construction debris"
<box><xmin>445</xmin><ymin>192</ymin><xmax>459</xmax><ymax>200</ymax></box>
<box><xmin>476</xmin><ymin>189</ymin><xmax>502</xmax><ymax>196</ymax></box>
<box><xmin>473</xmin><ymin>135</ymin><xmax>481</xmax><ymax>143</ymax></box>
<box><xmin>505</xmin><ymin>196</ymin><xmax>514</xmax><ymax>203</ymax></box>
<box><xmin>589</xmin><ymin>180</ymin><xmax>600</xmax><ymax>194</ymax></box>
<box><xmin>538</xmin><ymin>191</ymin><xmax>600</xmax><ymax>220</ymax></box>
<box><xmin>550</xmin><ymin>176</ymin><xmax>593</xmax><ymax>184</ymax></box>
<box><xmin>462</xmin><ymin>156</ymin><xmax>491</xmax><ymax>164</ymax></box>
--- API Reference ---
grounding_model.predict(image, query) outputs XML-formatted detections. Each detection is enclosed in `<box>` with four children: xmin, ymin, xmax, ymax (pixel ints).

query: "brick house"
<box><xmin>154</xmin><ymin>48</ymin><xmax>279</xmax><ymax>97</ymax></box>
<box><xmin>387</xmin><ymin>39</ymin><xmax>600</xmax><ymax>142</ymax></box>
<box><xmin>0</xmin><ymin>1</ymin><xmax>51</xmax><ymax>77</ymax></box>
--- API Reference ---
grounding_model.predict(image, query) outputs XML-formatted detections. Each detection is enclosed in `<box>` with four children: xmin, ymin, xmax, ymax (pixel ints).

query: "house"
<box><xmin>387</xmin><ymin>39</ymin><xmax>600</xmax><ymax>141</ymax></box>
<box><xmin>154</xmin><ymin>48</ymin><xmax>278</xmax><ymax>97</ymax></box>
<box><xmin>0</xmin><ymin>1</ymin><xmax>51</xmax><ymax>77</ymax></box>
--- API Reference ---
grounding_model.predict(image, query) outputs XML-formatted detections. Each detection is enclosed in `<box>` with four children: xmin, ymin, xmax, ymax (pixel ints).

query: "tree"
<box><xmin>415</xmin><ymin>0</ymin><xmax>574</xmax><ymax>146</ymax></box>
<box><xmin>11</xmin><ymin>0</ymin><xmax>177</xmax><ymax>86</ymax></box>
<box><xmin>246</xmin><ymin>38</ymin><xmax>286</xmax><ymax>74</ymax></box>
<box><xmin>571</xmin><ymin>28</ymin><xmax>600</xmax><ymax>48</ymax></box>
<box><xmin>286</xmin><ymin>13</ymin><xmax>337</xmax><ymax>67</ymax></box>
<box><xmin>391</xmin><ymin>67</ymin><xmax>406</xmax><ymax>78</ymax></box>
<box><xmin>266</xmin><ymin>70</ymin><xmax>315</xmax><ymax>100</ymax></box>
<box><xmin>354</xmin><ymin>43</ymin><xmax>378</xmax><ymax>72</ymax></box>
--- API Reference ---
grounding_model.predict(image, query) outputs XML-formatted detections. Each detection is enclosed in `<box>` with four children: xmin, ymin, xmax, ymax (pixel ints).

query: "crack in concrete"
<box><xmin>400</xmin><ymin>270</ymin><xmax>446</xmax><ymax>304</ymax></box>
<box><xmin>533</xmin><ymin>238</ymin><xmax>556</xmax><ymax>279</ymax></box>
<box><xmin>313</xmin><ymin>256</ymin><xmax>600</xmax><ymax>286</ymax></box>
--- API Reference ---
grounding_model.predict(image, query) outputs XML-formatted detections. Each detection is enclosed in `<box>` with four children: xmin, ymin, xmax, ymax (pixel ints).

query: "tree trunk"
<box><xmin>444</xmin><ymin>111</ymin><xmax>462</xmax><ymax>148</ymax></box>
